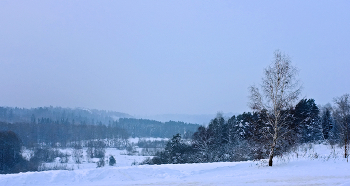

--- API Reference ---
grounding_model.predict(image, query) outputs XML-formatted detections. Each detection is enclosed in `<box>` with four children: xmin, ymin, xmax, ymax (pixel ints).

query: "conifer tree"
<box><xmin>321</xmin><ymin>106</ymin><xmax>333</xmax><ymax>140</ymax></box>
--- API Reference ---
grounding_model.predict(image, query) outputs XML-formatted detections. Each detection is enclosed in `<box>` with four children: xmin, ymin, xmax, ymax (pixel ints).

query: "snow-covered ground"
<box><xmin>1</xmin><ymin>144</ymin><xmax>350</xmax><ymax>186</ymax></box>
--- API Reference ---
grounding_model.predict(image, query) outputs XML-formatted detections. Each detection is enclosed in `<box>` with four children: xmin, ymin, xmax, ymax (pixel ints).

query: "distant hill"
<box><xmin>0</xmin><ymin>106</ymin><xmax>200</xmax><ymax>139</ymax></box>
<box><xmin>0</xmin><ymin>106</ymin><xmax>133</xmax><ymax>125</ymax></box>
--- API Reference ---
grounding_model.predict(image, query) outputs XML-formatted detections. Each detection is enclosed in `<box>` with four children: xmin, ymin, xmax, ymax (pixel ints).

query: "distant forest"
<box><xmin>0</xmin><ymin>106</ymin><xmax>132</xmax><ymax>125</ymax></box>
<box><xmin>0</xmin><ymin>107</ymin><xmax>199</xmax><ymax>147</ymax></box>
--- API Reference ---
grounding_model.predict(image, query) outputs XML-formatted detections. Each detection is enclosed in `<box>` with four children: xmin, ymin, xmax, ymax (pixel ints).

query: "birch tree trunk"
<box><xmin>268</xmin><ymin>131</ymin><xmax>278</xmax><ymax>166</ymax></box>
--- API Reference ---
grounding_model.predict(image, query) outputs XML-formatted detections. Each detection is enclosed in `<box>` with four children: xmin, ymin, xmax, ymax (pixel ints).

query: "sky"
<box><xmin>0</xmin><ymin>1</ymin><xmax>349</xmax><ymax>116</ymax></box>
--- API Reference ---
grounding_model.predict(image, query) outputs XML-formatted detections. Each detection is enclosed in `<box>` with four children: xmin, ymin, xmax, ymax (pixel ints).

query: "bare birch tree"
<box><xmin>333</xmin><ymin>94</ymin><xmax>350</xmax><ymax>162</ymax></box>
<box><xmin>249</xmin><ymin>50</ymin><xmax>302</xmax><ymax>166</ymax></box>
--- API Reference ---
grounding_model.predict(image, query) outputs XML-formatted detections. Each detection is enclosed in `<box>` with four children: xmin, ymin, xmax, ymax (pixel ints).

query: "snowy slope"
<box><xmin>1</xmin><ymin>144</ymin><xmax>350</xmax><ymax>186</ymax></box>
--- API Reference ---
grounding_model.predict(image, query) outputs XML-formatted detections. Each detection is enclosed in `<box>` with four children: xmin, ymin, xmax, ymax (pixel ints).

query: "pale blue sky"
<box><xmin>0</xmin><ymin>1</ymin><xmax>349</xmax><ymax>115</ymax></box>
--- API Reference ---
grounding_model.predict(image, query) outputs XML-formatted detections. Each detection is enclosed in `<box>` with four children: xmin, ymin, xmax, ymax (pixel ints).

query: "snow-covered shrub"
<box><xmin>126</xmin><ymin>144</ymin><xmax>138</xmax><ymax>155</ymax></box>
<box><xmin>72</xmin><ymin>148</ymin><xmax>83</xmax><ymax>164</ymax></box>
<box><xmin>96</xmin><ymin>157</ymin><xmax>105</xmax><ymax>168</ymax></box>
<box><xmin>59</xmin><ymin>153</ymin><xmax>69</xmax><ymax>163</ymax></box>
<box><xmin>86</xmin><ymin>140</ymin><xmax>106</xmax><ymax>159</ymax></box>
<box><xmin>31</xmin><ymin>148</ymin><xmax>64</xmax><ymax>163</ymax></box>
<box><xmin>109</xmin><ymin>156</ymin><xmax>116</xmax><ymax>166</ymax></box>
<box><xmin>131</xmin><ymin>159</ymin><xmax>138</xmax><ymax>166</ymax></box>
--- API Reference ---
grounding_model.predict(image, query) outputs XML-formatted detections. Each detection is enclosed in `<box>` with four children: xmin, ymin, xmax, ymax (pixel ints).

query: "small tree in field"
<box><xmin>109</xmin><ymin>156</ymin><xmax>116</xmax><ymax>166</ymax></box>
<box><xmin>249</xmin><ymin>50</ymin><xmax>301</xmax><ymax>166</ymax></box>
<box><xmin>333</xmin><ymin>94</ymin><xmax>350</xmax><ymax>161</ymax></box>
<box><xmin>72</xmin><ymin>143</ymin><xmax>83</xmax><ymax>164</ymax></box>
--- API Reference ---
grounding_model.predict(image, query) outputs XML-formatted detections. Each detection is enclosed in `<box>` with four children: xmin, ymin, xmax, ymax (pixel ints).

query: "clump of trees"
<box><xmin>86</xmin><ymin>140</ymin><xmax>106</xmax><ymax>159</ymax></box>
<box><xmin>332</xmin><ymin>94</ymin><xmax>350</xmax><ymax>161</ymax></box>
<box><xmin>143</xmin><ymin>101</ymin><xmax>323</xmax><ymax>165</ymax></box>
<box><xmin>142</xmin><ymin>134</ymin><xmax>196</xmax><ymax>164</ymax></box>
<box><xmin>145</xmin><ymin>97</ymin><xmax>348</xmax><ymax>166</ymax></box>
<box><xmin>0</xmin><ymin>121</ymin><xmax>129</xmax><ymax>148</ymax></box>
<box><xmin>0</xmin><ymin>131</ymin><xmax>25</xmax><ymax>173</ymax></box>
<box><xmin>72</xmin><ymin>143</ymin><xmax>83</xmax><ymax>164</ymax></box>
<box><xmin>0</xmin><ymin>131</ymin><xmax>41</xmax><ymax>174</ymax></box>
<box><xmin>115</xmin><ymin>118</ymin><xmax>197</xmax><ymax>138</ymax></box>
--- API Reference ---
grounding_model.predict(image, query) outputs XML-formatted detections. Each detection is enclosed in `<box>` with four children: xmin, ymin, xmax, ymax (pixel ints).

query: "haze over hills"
<box><xmin>0</xmin><ymin>105</ymin><xmax>238</xmax><ymax>126</ymax></box>
<box><xmin>0</xmin><ymin>106</ymin><xmax>201</xmax><ymax>140</ymax></box>
<box><xmin>0</xmin><ymin>106</ymin><xmax>133</xmax><ymax>125</ymax></box>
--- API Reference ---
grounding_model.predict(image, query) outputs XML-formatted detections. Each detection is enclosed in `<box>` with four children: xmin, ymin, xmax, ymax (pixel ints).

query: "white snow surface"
<box><xmin>1</xmin><ymin>144</ymin><xmax>350</xmax><ymax>186</ymax></box>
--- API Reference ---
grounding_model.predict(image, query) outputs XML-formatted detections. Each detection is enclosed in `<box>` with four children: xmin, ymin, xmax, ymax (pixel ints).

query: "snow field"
<box><xmin>39</xmin><ymin>148</ymin><xmax>150</xmax><ymax>170</ymax></box>
<box><xmin>1</xmin><ymin>143</ymin><xmax>350</xmax><ymax>186</ymax></box>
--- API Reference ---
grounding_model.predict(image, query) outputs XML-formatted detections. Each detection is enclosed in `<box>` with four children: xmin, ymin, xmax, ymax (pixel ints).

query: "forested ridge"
<box><xmin>0</xmin><ymin>106</ymin><xmax>131</xmax><ymax>125</ymax></box>
<box><xmin>0</xmin><ymin>106</ymin><xmax>199</xmax><ymax>148</ymax></box>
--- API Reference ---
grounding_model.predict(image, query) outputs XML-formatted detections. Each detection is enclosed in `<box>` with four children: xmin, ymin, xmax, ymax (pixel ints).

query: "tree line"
<box><xmin>0</xmin><ymin>121</ymin><xmax>129</xmax><ymax>148</ymax></box>
<box><xmin>0</xmin><ymin>106</ymin><xmax>131</xmax><ymax>125</ymax></box>
<box><xmin>116</xmin><ymin>118</ymin><xmax>197</xmax><ymax>138</ymax></box>
<box><xmin>0</xmin><ymin>106</ymin><xmax>199</xmax><ymax>146</ymax></box>
<box><xmin>0</xmin><ymin>118</ymin><xmax>198</xmax><ymax>148</ymax></box>
<box><xmin>143</xmin><ymin>96</ymin><xmax>348</xmax><ymax>165</ymax></box>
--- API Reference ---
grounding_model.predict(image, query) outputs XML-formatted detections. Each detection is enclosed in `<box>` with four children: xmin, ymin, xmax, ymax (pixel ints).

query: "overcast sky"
<box><xmin>0</xmin><ymin>1</ymin><xmax>349</xmax><ymax>116</ymax></box>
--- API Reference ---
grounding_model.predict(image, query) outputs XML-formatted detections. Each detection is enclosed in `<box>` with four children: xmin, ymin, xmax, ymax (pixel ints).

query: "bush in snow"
<box><xmin>109</xmin><ymin>156</ymin><xmax>116</xmax><ymax>166</ymax></box>
<box><xmin>126</xmin><ymin>144</ymin><xmax>138</xmax><ymax>155</ymax></box>
<box><xmin>86</xmin><ymin>140</ymin><xmax>106</xmax><ymax>159</ymax></box>
<box><xmin>72</xmin><ymin>144</ymin><xmax>83</xmax><ymax>164</ymax></box>
<box><xmin>96</xmin><ymin>157</ymin><xmax>105</xmax><ymax>168</ymax></box>
<box><xmin>31</xmin><ymin>147</ymin><xmax>64</xmax><ymax>163</ymax></box>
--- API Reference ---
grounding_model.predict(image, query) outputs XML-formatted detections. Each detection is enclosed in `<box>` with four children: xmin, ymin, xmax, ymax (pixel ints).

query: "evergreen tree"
<box><xmin>192</xmin><ymin>126</ymin><xmax>214</xmax><ymax>162</ymax></box>
<box><xmin>109</xmin><ymin>156</ymin><xmax>116</xmax><ymax>166</ymax></box>
<box><xmin>164</xmin><ymin>134</ymin><xmax>191</xmax><ymax>164</ymax></box>
<box><xmin>248</xmin><ymin>111</ymin><xmax>270</xmax><ymax>159</ymax></box>
<box><xmin>321</xmin><ymin>106</ymin><xmax>333</xmax><ymax>140</ymax></box>
<box><xmin>207</xmin><ymin>113</ymin><xmax>226</xmax><ymax>146</ymax></box>
<box><xmin>294</xmin><ymin>99</ymin><xmax>323</xmax><ymax>143</ymax></box>
<box><xmin>235</xmin><ymin>112</ymin><xmax>253</xmax><ymax>140</ymax></box>
<box><xmin>0</xmin><ymin>131</ymin><xmax>24</xmax><ymax>173</ymax></box>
